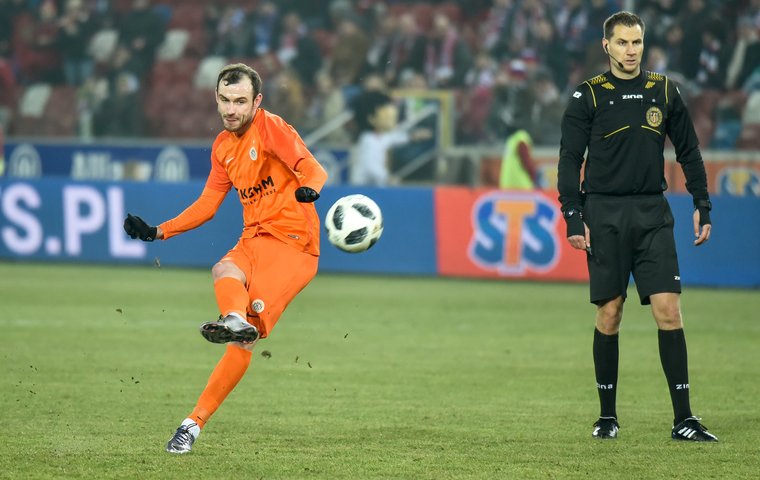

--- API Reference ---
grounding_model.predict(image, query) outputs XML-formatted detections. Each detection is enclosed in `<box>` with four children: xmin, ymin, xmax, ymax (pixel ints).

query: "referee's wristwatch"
<box><xmin>694</xmin><ymin>198</ymin><xmax>712</xmax><ymax>226</ymax></box>
<box><xmin>563</xmin><ymin>208</ymin><xmax>584</xmax><ymax>237</ymax></box>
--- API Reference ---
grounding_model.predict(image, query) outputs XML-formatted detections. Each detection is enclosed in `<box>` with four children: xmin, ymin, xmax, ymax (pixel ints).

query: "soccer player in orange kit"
<box><xmin>123</xmin><ymin>63</ymin><xmax>328</xmax><ymax>454</ymax></box>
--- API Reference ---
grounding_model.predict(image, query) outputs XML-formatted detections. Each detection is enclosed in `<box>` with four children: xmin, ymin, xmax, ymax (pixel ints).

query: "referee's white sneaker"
<box><xmin>672</xmin><ymin>416</ymin><xmax>718</xmax><ymax>442</ymax></box>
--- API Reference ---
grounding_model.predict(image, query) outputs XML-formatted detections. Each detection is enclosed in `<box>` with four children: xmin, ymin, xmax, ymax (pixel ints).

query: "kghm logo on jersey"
<box><xmin>646</xmin><ymin>106</ymin><xmax>663</xmax><ymax>127</ymax></box>
<box><xmin>468</xmin><ymin>192</ymin><xmax>559</xmax><ymax>275</ymax></box>
<box><xmin>237</xmin><ymin>175</ymin><xmax>276</xmax><ymax>203</ymax></box>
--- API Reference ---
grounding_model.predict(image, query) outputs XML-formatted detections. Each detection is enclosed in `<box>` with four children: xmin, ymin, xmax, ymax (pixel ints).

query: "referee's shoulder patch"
<box><xmin>587</xmin><ymin>74</ymin><xmax>608</xmax><ymax>85</ymax></box>
<box><xmin>646</xmin><ymin>71</ymin><xmax>666</xmax><ymax>82</ymax></box>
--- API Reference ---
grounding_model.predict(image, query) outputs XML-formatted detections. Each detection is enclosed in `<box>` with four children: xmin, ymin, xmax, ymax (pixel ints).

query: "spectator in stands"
<box><xmin>498</xmin><ymin>129</ymin><xmax>537</xmax><ymax>190</ymax></box>
<box><xmin>264</xmin><ymin>67</ymin><xmax>307</xmax><ymax>133</ymax></box>
<box><xmin>303</xmin><ymin>68</ymin><xmax>351</xmax><ymax>144</ymax></box>
<box><xmin>484</xmin><ymin>0</ymin><xmax>518</xmax><ymax>61</ymax></box>
<box><xmin>329</xmin><ymin>17</ymin><xmax>370</xmax><ymax>88</ymax></box>
<box><xmin>276</xmin><ymin>11</ymin><xmax>322</xmax><ymax>85</ymax></box>
<box><xmin>423</xmin><ymin>12</ymin><xmax>472</xmax><ymax>88</ymax></box>
<box><xmin>639</xmin><ymin>0</ymin><xmax>681</xmax><ymax>48</ymax></box>
<box><xmin>117</xmin><ymin>0</ymin><xmax>165</xmax><ymax>78</ymax></box>
<box><xmin>0</xmin><ymin>0</ymin><xmax>25</xmax><ymax>59</ymax></box>
<box><xmin>378</xmin><ymin>12</ymin><xmax>426</xmax><ymax>87</ymax></box>
<box><xmin>521</xmin><ymin>67</ymin><xmax>564</xmax><ymax>146</ymax></box>
<box><xmin>349</xmin><ymin>72</ymin><xmax>388</xmax><ymax>138</ymax></box>
<box><xmin>679</xmin><ymin>0</ymin><xmax>711</xmax><ymax>81</ymax></box>
<box><xmin>212</xmin><ymin>5</ymin><xmax>249</xmax><ymax>58</ymax></box>
<box><xmin>350</xmin><ymin>91</ymin><xmax>431</xmax><ymax>186</ymax></box>
<box><xmin>13</xmin><ymin>0</ymin><xmax>63</xmax><ymax>84</ymax></box>
<box><xmin>533</xmin><ymin>16</ymin><xmax>569</xmax><ymax>91</ymax></box>
<box><xmin>554</xmin><ymin>0</ymin><xmax>588</xmax><ymax>67</ymax></box>
<box><xmin>93</xmin><ymin>71</ymin><xmax>144</xmax><ymax>137</ymax></box>
<box><xmin>485</xmin><ymin>60</ymin><xmax>530</xmax><ymax>143</ymax></box>
<box><xmin>248</xmin><ymin>0</ymin><xmax>279</xmax><ymax>56</ymax></box>
<box><xmin>694</xmin><ymin>18</ymin><xmax>729</xmax><ymax>89</ymax></box>
<box><xmin>58</xmin><ymin>0</ymin><xmax>97</xmax><ymax>86</ymax></box>
<box><xmin>726</xmin><ymin>15</ymin><xmax>760</xmax><ymax>90</ymax></box>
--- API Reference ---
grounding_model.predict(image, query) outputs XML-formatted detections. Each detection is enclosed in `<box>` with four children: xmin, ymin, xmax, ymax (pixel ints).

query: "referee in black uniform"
<box><xmin>558</xmin><ymin>11</ymin><xmax>718</xmax><ymax>442</ymax></box>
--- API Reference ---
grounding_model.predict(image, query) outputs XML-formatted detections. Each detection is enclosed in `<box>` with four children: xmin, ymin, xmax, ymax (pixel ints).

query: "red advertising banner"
<box><xmin>435</xmin><ymin>187</ymin><xmax>588</xmax><ymax>282</ymax></box>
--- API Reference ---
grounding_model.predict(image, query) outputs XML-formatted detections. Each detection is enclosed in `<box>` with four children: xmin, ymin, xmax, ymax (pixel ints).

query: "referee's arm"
<box><xmin>558</xmin><ymin>87</ymin><xmax>592</xmax><ymax>248</ymax></box>
<box><xmin>666</xmin><ymin>81</ymin><xmax>712</xmax><ymax>245</ymax></box>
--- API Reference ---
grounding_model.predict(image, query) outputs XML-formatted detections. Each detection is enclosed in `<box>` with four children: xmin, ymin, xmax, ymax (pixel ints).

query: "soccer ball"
<box><xmin>324</xmin><ymin>194</ymin><xmax>384</xmax><ymax>253</ymax></box>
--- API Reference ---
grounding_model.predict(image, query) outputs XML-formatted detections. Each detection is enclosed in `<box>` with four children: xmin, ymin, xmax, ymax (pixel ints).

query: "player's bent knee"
<box><xmin>212</xmin><ymin>260</ymin><xmax>246</xmax><ymax>283</ymax></box>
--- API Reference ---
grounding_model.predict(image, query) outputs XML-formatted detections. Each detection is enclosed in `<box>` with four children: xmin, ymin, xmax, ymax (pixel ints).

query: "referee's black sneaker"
<box><xmin>592</xmin><ymin>417</ymin><xmax>619</xmax><ymax>439</ymax></box>
<box><xmin>672</xmin><ymin>416</ymin><xmax>718</xmax><ymax>442</ymax></box>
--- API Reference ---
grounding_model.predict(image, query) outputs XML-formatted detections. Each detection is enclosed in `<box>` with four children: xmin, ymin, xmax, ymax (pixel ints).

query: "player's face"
<box><xmin>605</xmin><ymin>24</ymin><xmax>644</xmax><ymax>78</ymax></box>
<box><xmin>216</xmin><ymin>77</ymin><xmax>262</xmax><ymax>134</ymax></box>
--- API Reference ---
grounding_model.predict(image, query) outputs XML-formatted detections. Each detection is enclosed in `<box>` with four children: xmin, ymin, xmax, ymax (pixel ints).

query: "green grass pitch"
<box><xmin>0</xmin><ymin>262</ymin><xmax>758</xmax><ymax>479</ymax></box>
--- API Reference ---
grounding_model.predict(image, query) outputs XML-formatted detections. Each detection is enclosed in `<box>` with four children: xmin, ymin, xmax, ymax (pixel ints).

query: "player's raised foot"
<box><xmin>200</xmin><ymin>314</ymin><xmax>258</xmax><ymax>344</ymax></box>
<box><xmin>672</xmin><ymin>416</ymin><xmax>718</xmax><ymax>442</ymax></box>
<box><xmin>592</xmin><ymin>417</ymin><xmax>619</xmax><ymax>439</ymax></box>
<box><xmin>165</xmin><ymin>419</ymin><xmax>200</xmax><ymax>454</ymax></box>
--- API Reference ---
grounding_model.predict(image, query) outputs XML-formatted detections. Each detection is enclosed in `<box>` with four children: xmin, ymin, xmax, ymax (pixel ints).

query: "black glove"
<box><xmin>694</xmin><ymin>199</ymin><xmax>712</xmax><ymax>226</ymax></box>
<box><xmin>295</xmin><ymin>186</ymin><xmax>320</xmax><ymax>203</ymax></box>
<box><xmin>124</xmin><ymin>213</ymin><xmax>157</xmax><ymax>241</ymax></box>
<box><xmin>563</xmin><ymin>208</ymin><xmax>585</xmax><ymax>238</ymax></box>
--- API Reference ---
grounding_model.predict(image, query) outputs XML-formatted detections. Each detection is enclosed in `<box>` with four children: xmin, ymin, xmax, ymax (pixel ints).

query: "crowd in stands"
<box><xmin>1</xmin><ymin>0</ymin><xmax>759</xmax><ymax>149</ymax></box>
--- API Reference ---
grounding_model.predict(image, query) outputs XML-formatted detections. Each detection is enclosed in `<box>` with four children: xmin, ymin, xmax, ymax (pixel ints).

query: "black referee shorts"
<box><xmin>583</xmin><ymin>193</ymin><xmax>681</xmax><ymax>305</ymax></box>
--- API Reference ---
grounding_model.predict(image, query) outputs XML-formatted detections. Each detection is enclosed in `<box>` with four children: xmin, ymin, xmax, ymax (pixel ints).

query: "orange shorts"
<box><xmin>220</xmin><ymin>234</ymin><xmax>318</xmax><ymax>338</ymax></box>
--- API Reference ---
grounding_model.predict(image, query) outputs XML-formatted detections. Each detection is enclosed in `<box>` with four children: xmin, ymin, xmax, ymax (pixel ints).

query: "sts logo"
<box><xmin>468</xmin><ymin>192</ymin><xmax>559</xmax><ymax>275</ymax></box>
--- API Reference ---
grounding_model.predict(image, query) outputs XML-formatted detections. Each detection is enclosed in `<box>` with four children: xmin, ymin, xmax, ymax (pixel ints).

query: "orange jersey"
<box><xmin>160</xmin><ymin>109</ymin><xmax>328</xmax><ymax>255</ymax></box>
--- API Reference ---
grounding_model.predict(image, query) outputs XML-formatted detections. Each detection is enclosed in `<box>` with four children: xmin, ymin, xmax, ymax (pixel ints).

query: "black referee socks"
<box><xmin>658</xmin><ymin>328</ymin><xmax>693</xmax><ymax>424</ymax></box>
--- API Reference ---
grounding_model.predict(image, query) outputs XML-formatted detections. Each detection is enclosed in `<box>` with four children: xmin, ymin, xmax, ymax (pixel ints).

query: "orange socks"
<box><xmin>189</xmin><ymin>344</ymin><xmax>252</xmax><ymax>428</ymax></box>
<box><xmin>214</xmin><ymin>277</ymin><xmax>249</xmax><ymax>320</ymax></box>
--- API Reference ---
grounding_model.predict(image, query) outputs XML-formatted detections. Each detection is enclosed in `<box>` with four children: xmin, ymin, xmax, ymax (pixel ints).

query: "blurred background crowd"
<box><xmin>1</xmin><ymin>0</ymin><xmax>759</xmax><ymax>151</ymax></box>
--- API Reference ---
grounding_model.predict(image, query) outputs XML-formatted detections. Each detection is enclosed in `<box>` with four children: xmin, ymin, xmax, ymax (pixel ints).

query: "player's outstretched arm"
<box><xmin>123</xmin><ymin>213</ymin><xmax>162</xmax><ymax>241</ymax></box>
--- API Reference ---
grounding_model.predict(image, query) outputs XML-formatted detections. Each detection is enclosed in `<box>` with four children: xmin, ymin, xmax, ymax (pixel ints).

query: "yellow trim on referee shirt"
<box><xmin>641</xmin><ymin>125</ymin><xmax>661</xmax><ymax>135</ymax></box>
<box><xmin>584</xmin><ymin>81</ymin><xmax>597</xmax><ymax>108</ymax></box>
<box><xmin>604</xmin><ymin>125</ymin><xmax>630</xmax><ymax>138</ymax></box>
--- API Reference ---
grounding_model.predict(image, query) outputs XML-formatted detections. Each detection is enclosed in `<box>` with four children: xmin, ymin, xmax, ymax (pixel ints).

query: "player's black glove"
<box><xmin>694</xmin><ymin>199</ymin><xmax>712</xmax><ymax>226</ymax></box>
<box><xmin>295</xmin><ymin>186</ymin><xmax>320</xmax><ymax>203</ymax></box>
<box><xmin>124</xmin><ymin>213</ymin><xmax>157</xmax><ymax>241</ymax></box>
<box><xmin>563</xmin><ymin>208</ymin><xmax>585</xmax><ymax>238</ymax></box>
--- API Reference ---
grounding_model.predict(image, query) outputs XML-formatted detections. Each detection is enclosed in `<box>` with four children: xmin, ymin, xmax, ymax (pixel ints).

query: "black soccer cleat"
<box><xmin>592</xmin><ymin>417</ymin><xmax>620</xmax><ymax>439</ymax></box>
<box><xmin>200</xmin><ymin>314</ymin><xmax>259</xmax><ymax>344</ymax></box>
<box><xmin>672</xmin><ymin>416</ymin><xmax>718</xmax><ymax>442</ymax></box>
<box><xmin>165</xmin><ymin>422</ymin><xmax>198</xmax><ymax>454</ymax></box>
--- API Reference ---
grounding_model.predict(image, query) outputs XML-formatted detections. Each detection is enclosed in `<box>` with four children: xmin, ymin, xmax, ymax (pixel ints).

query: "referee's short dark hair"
<box><xmin>603</xmin><ymin>11</ymin><xmax>646</xmax><ymax>39</ymax></box>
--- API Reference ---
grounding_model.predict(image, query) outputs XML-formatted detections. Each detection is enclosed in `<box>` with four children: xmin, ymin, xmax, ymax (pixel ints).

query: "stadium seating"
<box><xmin>157</xmin><ymin>29</ymin><xmax>190</xmax><ymax>61</ymax></box>
<box><xmin>13</xmin><ymin>85</ymin><xmax>77</xmax><ymax>137</ymax></box>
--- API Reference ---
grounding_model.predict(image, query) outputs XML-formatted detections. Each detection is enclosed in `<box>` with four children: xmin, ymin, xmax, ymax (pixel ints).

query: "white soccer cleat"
<box><xmin>165</xmin><ymin>419</ymin><xmax>200</xmax><ymax>454</ymax></box>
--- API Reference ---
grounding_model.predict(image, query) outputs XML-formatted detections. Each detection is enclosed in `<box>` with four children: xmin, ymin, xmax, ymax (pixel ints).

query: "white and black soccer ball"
<box><xmin>324</xmin><ymin>194</ymin><xmax>384</xmax><ymax>253</ymax></box>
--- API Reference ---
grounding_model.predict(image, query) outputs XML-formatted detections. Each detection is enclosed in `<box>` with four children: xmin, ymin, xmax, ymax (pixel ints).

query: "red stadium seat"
<box><xmin>736</xmin><ymin>123</ymin><xmax>760</xmax><ymax>150</ymax></box>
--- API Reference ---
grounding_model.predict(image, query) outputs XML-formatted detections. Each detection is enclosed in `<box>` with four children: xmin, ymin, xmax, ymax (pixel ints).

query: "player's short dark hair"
<box><xmin>603</xmin><ymin>11</ymin><xmax>645</xmax><ymax>40</ymax></box>
<box><xmin>217</xmin><ymin>63</ymin><xmax>262</xmax><ymax>97</ymax></box>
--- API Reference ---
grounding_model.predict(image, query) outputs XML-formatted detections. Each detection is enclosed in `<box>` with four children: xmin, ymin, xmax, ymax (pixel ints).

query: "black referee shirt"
<box><xmin>557</xmin><ymin>69</ymin><xmax>709</xmax><ymax>213</ymax></box>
